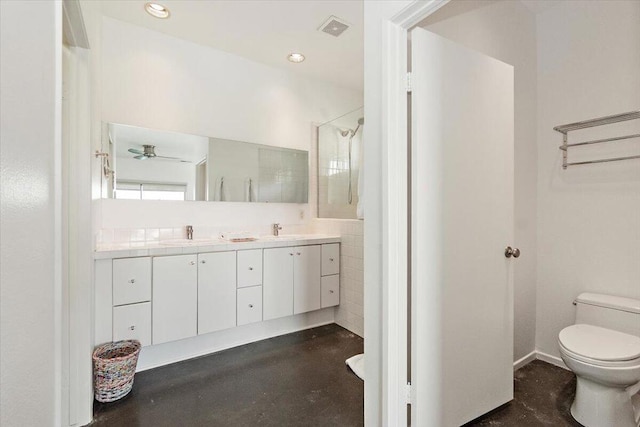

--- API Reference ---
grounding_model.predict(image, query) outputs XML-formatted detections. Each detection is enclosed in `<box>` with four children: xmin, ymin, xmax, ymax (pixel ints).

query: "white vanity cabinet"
<box><xmin>320</xmin><ymin>243</ymin><xmax>340</xmax><ymax>309</ymax></box>
<box><xmin>321</xmin><ymin>275</ymin><xmax>340</xmax><ymax>308</ymax></box>
<box><xmin>152</xmin><ymin>254</ymin><xmax>198</xmax><ymax>345</ymax></box>
<box><xmin>198</xmin><ymin>251</ymin><xmax>237</xmax><ymax>335</ymax></box>
<box><xmin>263</xmin><ymin>244</ymin><xmax>330</xmax><ymax>317</ymax></box>
<box><xmin>113</xmin><ymin>302</ymin><xmax>151</xmax><ymax>346</ymax></box>
<box><xmin>96</xmin><ymin>238</ymin><xmax>340</xmax><ymax>359</ymax></box>
<box><xmin>263</xmin><ymin>247</ymin><xmax>295</xmax><ymax>320</ymax></box>
<box><xmin>293</xmin><ymin>245</ymin><xmax>322</xmax><ymax>314</ymax></box>
<box><xmin>321</xmin><ymin>243</ymin><xmax>340</xmax><ymax>276</ymax></box>
<box><xmin>237</xmin><ymin>285</ymin><xmax>263</xmax><ymax>326</ymax></box>
<box><xmin>112</xmin><ymin>257</ymin><xmax>151</xmax><ymax>306</ymax></box>
<box><xmin>237</xmin><ymin>249</ymin><xmax>263</xmax><ymax>288</ymax></box>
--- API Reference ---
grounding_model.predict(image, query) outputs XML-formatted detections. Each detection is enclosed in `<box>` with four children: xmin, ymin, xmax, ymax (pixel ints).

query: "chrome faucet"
<box><xmin>186</xmin><ymin>225</ymin><xmax>193</xmax><ymax>240</ymax></box>
<box><xmin>272</xmin><ymin>223</ymin><xmax>282</xmax><ymax>237</ymax></box>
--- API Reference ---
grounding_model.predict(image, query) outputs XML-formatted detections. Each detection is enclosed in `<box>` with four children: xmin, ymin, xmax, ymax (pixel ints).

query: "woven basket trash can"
<box><xmin>93</xmin><ymin>340</ymin><xmax>141</xmax><ymax>403</ymax></box>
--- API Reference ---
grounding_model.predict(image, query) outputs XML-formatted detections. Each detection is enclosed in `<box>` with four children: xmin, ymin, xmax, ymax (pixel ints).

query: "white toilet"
<box><xmin>558</xmin><ymin>293</ymin><xmax>640</xmax><ymax>427</ymax></box>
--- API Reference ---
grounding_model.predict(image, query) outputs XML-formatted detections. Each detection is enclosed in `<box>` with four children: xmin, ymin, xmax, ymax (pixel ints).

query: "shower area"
<box><xmin>317</xmin><ymin>107</ymin><xmax>364</xmax><ymax>219</ymax></box>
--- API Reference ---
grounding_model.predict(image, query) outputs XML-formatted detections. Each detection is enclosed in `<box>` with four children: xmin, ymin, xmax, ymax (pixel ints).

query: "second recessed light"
<box><xmin>287</xmin><ymin>53</ymin><xmax>305</xmax><ymax>63</ymax></box>
<box><xmin>145</xmin><ymin>2</ymin><xmax>170</xmax><ymax>19</ymax></box>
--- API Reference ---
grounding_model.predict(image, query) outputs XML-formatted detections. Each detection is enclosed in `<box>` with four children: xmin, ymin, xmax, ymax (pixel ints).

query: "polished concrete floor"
<box><xmin>91</xmin><ymin>324</ymin><xmax>364</xmax><ymax>427</ymax></box>
<box><xmin>92</xmin><ymin>325</ymin><xmax>583</xmax><ymax>427</ymax></box>
<box><xmin>466</xmin><ymin>360</ymin><xmax>581</xmax><ymax>426</ymax></box>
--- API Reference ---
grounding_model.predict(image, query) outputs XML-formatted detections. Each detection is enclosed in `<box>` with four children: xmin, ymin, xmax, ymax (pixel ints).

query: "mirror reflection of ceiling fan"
<box><xmin>128</xmin><ymin>145</ymin><xmax>190</xmax><ymax>162</ymax></box>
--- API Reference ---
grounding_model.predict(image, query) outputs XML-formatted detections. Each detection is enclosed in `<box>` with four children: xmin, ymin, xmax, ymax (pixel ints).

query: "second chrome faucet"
<box><xmin>272</xmin><ymin>223</ymin><xmax>282</xmax><ymax>236</ymax></box>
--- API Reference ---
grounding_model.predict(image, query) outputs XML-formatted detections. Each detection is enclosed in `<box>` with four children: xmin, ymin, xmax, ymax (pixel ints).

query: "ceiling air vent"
<box><xmin>318</xmin><ymin>16</ymin><xmax>350</xmax><ymax>37</ymax></box>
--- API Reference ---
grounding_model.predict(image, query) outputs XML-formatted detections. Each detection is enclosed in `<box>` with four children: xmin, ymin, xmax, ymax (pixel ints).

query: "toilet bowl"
<box><xmin>559</xmin><ymin>324</ymin><xmax>640</xmax><ymax>427</ymax></box>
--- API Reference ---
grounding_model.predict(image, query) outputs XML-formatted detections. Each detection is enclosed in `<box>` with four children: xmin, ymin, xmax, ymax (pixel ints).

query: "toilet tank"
<box><xmin>575</xmin><ymin>293</ymin><xmax>640</xmax><ymax>338</ymax></box>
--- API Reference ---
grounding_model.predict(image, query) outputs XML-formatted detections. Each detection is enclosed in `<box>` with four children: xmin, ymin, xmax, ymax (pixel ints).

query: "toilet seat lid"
<box><xmin>559</xmin><ymin>324</ymin><xmax>640</xmax><ymax>362</ymax></box>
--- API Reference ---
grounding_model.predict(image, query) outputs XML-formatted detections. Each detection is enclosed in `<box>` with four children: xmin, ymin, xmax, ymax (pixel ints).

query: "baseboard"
<box><xmin>534</xmin><ymin>350</ymin><xmax>569</xmax><ymax>371</ymax></box>
<box><xmin>513</xmin><ymin>351</ymin><xmax>536</xmax><ymax>371</ymax></box>
<box><xmin>137</xmin><ymin>309</ymin><xmax>335</xmax><ymax>372</ymax></box>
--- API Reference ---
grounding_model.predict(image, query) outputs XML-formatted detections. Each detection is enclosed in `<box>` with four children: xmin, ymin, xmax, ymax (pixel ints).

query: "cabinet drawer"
<box><xmin>113</xmin><ymin>302</ymin><xmax>151</xmax><ymax>347</ymax></box>
<box><xmin>113</xmin><ymin>257</ymin><xmax>151</xmax><ymax>306</ymax></box>
<box><xmin>321</xmin><ymin>275</ymin><xmax>340</xmax><ymax>308</ymax></box>
<box><xmin>321</xmin><ymin>244</ymin><xmax>340</xmax><ymax>276</ymax></box>
<box><xmin>237</xmin><ymin>249</ymin><xmax>263</xmax><ymax>288</ymax></box>
<box><xmin>237</xmin><ymin>286</ymin><xmax>263</xmax><ymax>326</ymax></box>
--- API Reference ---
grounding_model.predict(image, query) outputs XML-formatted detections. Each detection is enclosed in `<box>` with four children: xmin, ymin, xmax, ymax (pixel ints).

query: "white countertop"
<box><xmin>94</xmin><ymin>234</ymin><xmax>341</xmax><ymax>259</ymax></box>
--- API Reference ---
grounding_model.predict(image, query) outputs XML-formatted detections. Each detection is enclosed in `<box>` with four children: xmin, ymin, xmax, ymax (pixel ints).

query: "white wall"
<box><xmin>535</xmin><ymin>0</ymin><xmax>640</xmax><ymax>360</ymax></box>
<box><xmin>0</xmin><ymin>1</ymin><xmax>62</xmax><ymax>425</ymax></box>
<box><xmin>97</xmin><ymin>16</ymin><xmax>362</xmax><ymax>231</ymax></box>
<box><xmin>420</xmin><ymin>0</ymin><xmax>538</xmax><ymax>363</ymax></box>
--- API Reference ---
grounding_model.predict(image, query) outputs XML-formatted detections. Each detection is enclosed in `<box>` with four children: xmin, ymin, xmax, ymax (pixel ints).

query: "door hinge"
<box><xmin>404</xmin><ymin>382</ymin><xmax>413</xmax><ymax>404</ymax></box>
<box><xmin>405</xmin><ymin>72</ymin><xmax>412</xmax><ymax>93</ymax></box>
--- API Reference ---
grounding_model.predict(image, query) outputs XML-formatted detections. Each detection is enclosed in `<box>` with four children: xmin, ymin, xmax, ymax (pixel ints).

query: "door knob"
<box><xmin>505</xmin><ymin>246</ymin><xmax>521</xmax><ymax>258</ymax></box>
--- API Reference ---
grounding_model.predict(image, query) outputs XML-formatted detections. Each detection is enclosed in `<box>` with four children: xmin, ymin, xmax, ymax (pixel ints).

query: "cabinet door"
<box><xmin>113</xmin><ymin>257</ymin><xmax>151</xmax><ymax>306</ymax></box>
<box><xmin>263</xmin><ymin>247</ymin><xmax>294</xmax><ymax>321</ymax></box>
<box><xmin>293</xmin><ymin>245</ymin><xmax>321</xmax><ymax>314</ymax></box>
<box><xmin>237</xmin><ymin>286</ymin><xmax>263</xmax><ymax>326</ymax></box>
<box><xmin>237</xmin><ymin>249</ymin><xmax>263</xmax><ymax>288</ymax></box>
<box><xmin>198</xmin><ymin>251</ymin><xmax>237</xmax><ymax>335</ymax></box>
<box><xmin>321</xmin><ymin>275</ymin><xmax>340</xmax><ymax>308</ymax></box>
<box><xmin>321</xmin><ymin>244</ymin><xmax>340</xmax><ymax>276</ymax></box>
<box><xmin>152</xmin><ymin>255</ymin><xmax>198</xmax><ymax>345</ymax></box>
<box><xmin>113</xmin><ymin>302</ymin><xmax>151</xmax><ymax>347</ymax></box>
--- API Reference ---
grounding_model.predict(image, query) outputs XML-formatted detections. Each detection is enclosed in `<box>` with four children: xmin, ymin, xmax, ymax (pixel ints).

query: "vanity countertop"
<box><xmin>94</xmin><ymin>234</ymin><xmax>341</xmax><ymax>259</ymax></box>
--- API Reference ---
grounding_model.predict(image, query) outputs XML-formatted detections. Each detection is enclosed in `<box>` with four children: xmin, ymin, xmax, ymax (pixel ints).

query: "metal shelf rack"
<box><xmin>554</xmin><ymin>110</ymin><xmax>640</xmax><ymax>169</ymax></box>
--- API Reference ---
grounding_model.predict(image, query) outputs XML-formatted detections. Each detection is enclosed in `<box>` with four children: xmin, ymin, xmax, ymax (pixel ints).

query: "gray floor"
<box><xmin>91</xmin><ymin>324</ymin><xmax>364</xmax><ymax>427</ymax></box>
<box><xmin>466</xmin><ymin>360</ymin><xmax>581</xmax><ymax>426</ymax></box>
<box><xmin>91</xmin><ymin>325</ymin><xmax>582</xmax><ymax>427</ymax></box>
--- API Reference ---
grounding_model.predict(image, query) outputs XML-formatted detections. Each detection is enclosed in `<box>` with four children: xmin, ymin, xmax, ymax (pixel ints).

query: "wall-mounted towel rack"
<box><xmin>554</xmin><ymin>110</ymin><xmax>640</xmax><ymax>169</ymax></box>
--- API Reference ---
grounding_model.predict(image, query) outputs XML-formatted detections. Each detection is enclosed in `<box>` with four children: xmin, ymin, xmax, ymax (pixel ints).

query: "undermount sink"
<box><xmin>259</xmin><ymin>234</ymin><xmax>308</xmax><ymax>240</ymax></box>
<box><xmin>159</xmin><ymin>239</ymin><xmax>222</xmax><ymax>246</ymax></box>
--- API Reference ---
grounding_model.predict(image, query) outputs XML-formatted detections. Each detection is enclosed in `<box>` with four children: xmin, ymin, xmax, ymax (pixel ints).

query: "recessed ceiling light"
<box><xmin>145</xmin><ymin>2</ymin><xmax>170</xmax><ymax>19</ymax></box>
<box><xmin>287</xmin><ymin>53</ymin><xmax>305</xmax><ymax>63</ymax></box>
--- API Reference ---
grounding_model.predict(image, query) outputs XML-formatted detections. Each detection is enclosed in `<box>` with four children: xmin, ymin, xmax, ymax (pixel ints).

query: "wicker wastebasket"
<box><xmin>92</xmin><ymin>340</ymin><xmax>141</xmax><ymax>403</ymax></box>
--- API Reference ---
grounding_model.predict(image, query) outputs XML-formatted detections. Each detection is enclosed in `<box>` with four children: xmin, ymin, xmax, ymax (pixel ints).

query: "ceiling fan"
<box><xmin>127</xmin><ymin>145</ymin><xmax>190</xmax><ymax>162</ymax></box>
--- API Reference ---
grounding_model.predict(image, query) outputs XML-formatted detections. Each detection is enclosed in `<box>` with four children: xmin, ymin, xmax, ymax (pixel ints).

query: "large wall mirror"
<box><xmin>103</xmin><ymin>123</ymin><xmax>308</xmax><ymax>203</ymax></box>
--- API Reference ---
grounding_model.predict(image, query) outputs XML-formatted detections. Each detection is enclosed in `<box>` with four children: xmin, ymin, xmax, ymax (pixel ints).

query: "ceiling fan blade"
<box><xmin>155</xmin><ymin>155</ymin><xmax>183</xmax><ymax>160</ymax></box>
<box><xmin>134</xmin><ymin>155</ymin><xmax>148</xmax><ymax>160</ymax></box>
<box><xmin>128</xmin><ymin>148</ymin><xmax>144</xmax><ymax>155</ymax></box>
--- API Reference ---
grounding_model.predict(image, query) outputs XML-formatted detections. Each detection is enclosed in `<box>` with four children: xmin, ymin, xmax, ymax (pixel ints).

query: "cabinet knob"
<box><xmin>189</xmin><ymin>261</ymin><xmax>196</xmax><ymax>265</ymax></box>
<box><xmin>248</xmin><ymin>304</ymin><xmax>254</xmax><ymax>308</ymax></box>
<box><xmin>329</xmin><ymin>258</ymin><xmax>334</xmax><ymax>262</ymax></box>
<box><xmin>128</xmin><ymin>279</ymin><xmax>136</xmax><ymax>284</ymax></box>
<box><xmin>329</xmin><ymin>290</ymin><xmax>334</xmax><ymax>294</ymax></box>
<box><xmin>505</xmin><ymin>246</ymin><xmax>521</xmax><ymax>258</ymax></box>
<box><xmin>129</xmin><ymin>325</ymin><xmax>136</xmax><ymax>331</ymax></box>
<box><xmin>248</xmin><ymin>267</ymin><xmax>253</xmax><ymax>271</ymax></box>
<box><xmin>201</xmin><ymin>260</ymin><xmax>206</xmax><ymax>264</ymax></box>
<box><xmin>296</xmin><ymin>252</ymin><xmax>301</xmax><ymax>256</ymax></box>
<box><xmin>289</xmin><ymin>253</ymin><xmax>294</xmax><ymax>256</ymax></box>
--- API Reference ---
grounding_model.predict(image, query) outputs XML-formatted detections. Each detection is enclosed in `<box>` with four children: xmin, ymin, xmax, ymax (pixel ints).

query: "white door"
<box><xmin>152</xmin><ymin>255</ymin><xmax>198</xmax><ymax>344</ymax></box>
<box><xmin>263</xmin><ymin>247</ymin><xmax>294</xmax><ymax>320</ymax></box>
<box><xmin>198</xmin><ymin>251</ymin><xmax>236</xmax><ymax>335</ymax></box>
<box><xmin>293</xmin><ymin>245</ymin><xmax>321</xmax><ymax>314</ymax></box>
<box><xmin>411</xmin><ymin>28</ymin><xmax>515</xmax><ymax>426</ymax></box>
